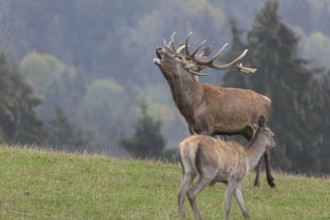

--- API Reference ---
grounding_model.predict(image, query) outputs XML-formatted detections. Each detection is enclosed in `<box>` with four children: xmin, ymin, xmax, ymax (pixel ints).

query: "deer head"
<box><xmin>258</xmin><ymin>117</ymin><xmax>276</xmax><ymax>150</ymax></box>
<box><xmin>153</xmin><ymin>32</ymin><xmax>257</xmax><ymax>79</ymax></box>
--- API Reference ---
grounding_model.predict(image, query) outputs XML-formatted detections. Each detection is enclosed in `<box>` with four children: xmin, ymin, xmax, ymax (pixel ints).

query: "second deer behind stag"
<box><xmin>178</xmin><ymin>118</ymin><xmax>276</xmax><ymax>220</ymax></box>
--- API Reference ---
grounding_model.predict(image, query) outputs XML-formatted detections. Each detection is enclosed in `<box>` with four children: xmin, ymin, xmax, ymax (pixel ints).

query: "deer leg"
<box><xmin>264</xmin><ymin>150</ymin><xmax>276</xmax><ymax>188</ymax></box>
<box><xmin>194</xmin><ymin>116</ymin><xmax>214</xmax><ymax>136</ymax></box>
<box><xmin>187</xmin><ymin>176</ymin><xmax>213</xmax><ymax>220</ymax></box>
<box><xmin>254</xmin><ymin>158</ymin><xmax>263</xmax><ymax>187</ymax></box>
<box><xmin>224</xmin><ymin>181</ymin><xmax>236</xmax><ymax>220</ymax></box>
<box><xmin>178</xmin><ymin>174</ymin><xmax>193</xmax><ymax>220</ymax></box>
<box><xmin>234</xmin><ymin>185</ymin><xmax>249</xmax><ymax>220</ymax></box>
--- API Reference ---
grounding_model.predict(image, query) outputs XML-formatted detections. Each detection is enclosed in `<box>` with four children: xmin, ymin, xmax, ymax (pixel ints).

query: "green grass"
<box><xmin>0</xmin><ymin>145</ymin><xmax>329</xmax><ymax>220</ymax></box>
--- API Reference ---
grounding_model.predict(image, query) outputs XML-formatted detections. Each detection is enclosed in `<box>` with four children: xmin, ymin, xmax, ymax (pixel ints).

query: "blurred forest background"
<box><xmin>0</xmin><ymin>0</ymin><xmax>330</xmax><ymax>174</ymax></box>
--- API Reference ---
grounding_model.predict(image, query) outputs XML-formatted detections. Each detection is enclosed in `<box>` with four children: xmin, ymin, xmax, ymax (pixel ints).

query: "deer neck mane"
<box><xmin>245</xmin><ymin>129</ymin><xmax>267</xmax><ymax>171</ymax></box>
<box><xmin>167</xmin><ymin>72</ymin><xmax>202</xmax><ymax>109</ymax></box>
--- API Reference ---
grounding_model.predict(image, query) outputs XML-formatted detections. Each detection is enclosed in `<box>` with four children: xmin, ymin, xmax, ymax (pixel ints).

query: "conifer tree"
<box><xmin>120</xmin><ymin>99</ymin><xmax>166</xmax><ymax>159</ymax></box>
<box><xmin>0</xmin><ymin>52</ymin><xmax>47</xmax><ymax>144</ymax></box>
<box><xmin>46</xmin><ymin>105</ymin><xmax>91</xmax><ymax>151</ymax></box>
<box><xmin>311</xmin><ymin>71</ymin><xmax>330</xmax><ymax>173</ymax></box>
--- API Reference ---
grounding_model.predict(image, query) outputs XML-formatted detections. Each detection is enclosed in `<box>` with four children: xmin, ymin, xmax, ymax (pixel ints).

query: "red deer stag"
<box><xmin>178</xmin><ymin>117</ymin><xmax>276</xmax><ymax>220</ymax></box>
<box><xmin>153</xmin><ymin>32</ymin><xmax>275</xmax><ymax>188</ymax></box>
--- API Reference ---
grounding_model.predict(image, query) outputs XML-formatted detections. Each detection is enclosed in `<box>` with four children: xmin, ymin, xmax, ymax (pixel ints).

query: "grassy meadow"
<box><xmin>0</xmin><ymin>145</ymin><xmax>329</xmax><ymax>220</ymax></box>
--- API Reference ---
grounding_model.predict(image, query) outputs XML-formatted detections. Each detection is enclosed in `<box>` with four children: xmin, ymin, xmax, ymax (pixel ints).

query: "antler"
<box><xmin>185</xmin><ymin>32</ymin><xmax>257</xmax><ymax>74</ymax></box>
<box><xmin>163</xmin><ymin>32</ymin><xmax>186</xmax><ymax>54</ymax></box>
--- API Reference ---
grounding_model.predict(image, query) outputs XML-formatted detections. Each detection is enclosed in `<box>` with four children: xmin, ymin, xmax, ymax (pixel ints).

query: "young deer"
<box><xmin>178</xmin><ymin>118</ymin><xmax>276</xmax><ymax>220</ymax></box>
<box><xmin>154</xmin><ymin>32</ymin><xmax>275</xmax><ymax>188</ymax></box>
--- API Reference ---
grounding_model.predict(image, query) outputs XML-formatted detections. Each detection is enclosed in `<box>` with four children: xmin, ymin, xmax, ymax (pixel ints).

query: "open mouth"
<box><xmin>156</xmin><ymin>49</ymin><xmax>162</xmax><ymax>59</ymax></box>
<box><xmin>153</xmin><ymin>48</ymin><xmax>162</xmax><ymax>65</ymax></box>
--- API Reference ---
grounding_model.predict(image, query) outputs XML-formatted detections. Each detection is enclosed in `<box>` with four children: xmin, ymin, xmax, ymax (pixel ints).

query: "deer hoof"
<box><xmin>253</xmin><ymin>180</ymin><xmax>260</xmax><ymax>188</ymax></box>
<box><xmin>267</xmin><ymin>177</ymin><xmax>276</xmax><ymax>188</ymax></box>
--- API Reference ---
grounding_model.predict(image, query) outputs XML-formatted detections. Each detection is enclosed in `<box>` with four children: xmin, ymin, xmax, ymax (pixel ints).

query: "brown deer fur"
<box><xmin>153</xmin><ymin>36</ymin><xmax>275</xmax><ymax>187</ymax></box>
<box><xmin>178</xmin><ymin>122</ymin><xmax>276</xmax><ymax>220</ymax></box>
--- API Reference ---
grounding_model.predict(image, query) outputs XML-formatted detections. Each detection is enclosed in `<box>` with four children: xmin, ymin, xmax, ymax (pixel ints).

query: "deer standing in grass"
<box><xmin>153</xmin><ymin>32</ymin><xmax>275</xmax><ymax>187</ymax></box>
<box><xmin>178</xmin><ymin>117</ymin><xmax>276</xmax><ymax>220</ymax></box>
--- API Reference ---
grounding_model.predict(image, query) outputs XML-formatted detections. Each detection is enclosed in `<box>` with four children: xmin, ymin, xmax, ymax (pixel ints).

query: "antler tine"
<box><xmin>163</xmin><ymin>38</ymin><xmax>172</xmax><ymax>50</ymax></box>
<box><xmin>219</xmin><ymin>50</ymin><xmax>248</xmax><ymax>69</ymax></box>
<box><xmin>171</xmin><ymin>32</ymin><xmax>177</xmax><ymax>52</ymax></box>
<box><xmin>185</xmin><ymin>32</ymin><xmax>193</xmax><ymax>57</ymax></box>
<box><xmin>176</xmin><ymin>45</ymin><xmax>186</xmax><ymax>54</ymax></box>
<box><xmin>184</xmin><ymin>32</ymin><xmax>206</xmax><ymax>58</ymax></box>
<box><xmin>208</xmin><ymin>43</ymin><xmax>228</xmax><ymax>63</ymax></box>
<box><xmin>189</xmin><ymin>70</ymin><xmax>212</xmax><ymax>76</ymax></box>
<box><xmin>209</xmin><ymin>49</ymin><xmax>257</xmax><ymax>73</ymax></box>
<box><xmin>191</xmin><ymin>40</ymin><xmax>206</xmax><ymax>57</ymax></box>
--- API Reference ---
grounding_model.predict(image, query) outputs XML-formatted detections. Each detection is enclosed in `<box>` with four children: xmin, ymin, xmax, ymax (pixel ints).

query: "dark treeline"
<box><xmin>0</xmin><ymin>0</ymin><xmax>330</xmax><ymax>173</ymax></box>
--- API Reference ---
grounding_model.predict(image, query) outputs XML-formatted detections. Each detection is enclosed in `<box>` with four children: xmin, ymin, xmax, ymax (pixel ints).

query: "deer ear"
<box><xmin>199</xmin><ymin>46</ymin><xmax>212</xmax><ymax>58</ymax></box>
<box><xmin>258</xmin><ymin>116</ymin><xmax>265</xmax><ymax>127</ymax></box>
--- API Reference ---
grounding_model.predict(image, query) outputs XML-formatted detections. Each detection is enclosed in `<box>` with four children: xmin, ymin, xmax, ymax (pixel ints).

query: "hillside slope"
<box><xmin>0</xmin><ymin>146</ymin><xmax>329</xmax><ymax>219</ymax></box>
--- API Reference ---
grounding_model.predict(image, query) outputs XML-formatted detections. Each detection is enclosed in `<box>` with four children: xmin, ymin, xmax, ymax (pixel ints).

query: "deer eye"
<box><xmin>175</xmin><ymin>55</ymin><xmax>183</xmax><ymax>60</ymax></box>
